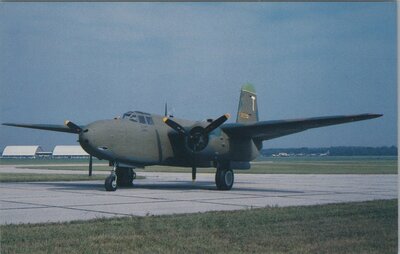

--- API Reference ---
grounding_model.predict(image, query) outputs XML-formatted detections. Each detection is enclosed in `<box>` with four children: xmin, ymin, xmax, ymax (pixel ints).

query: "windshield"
<box><xmin>123</xmin><ymin>111</ymin><xmax>153</xmax><ymax>124</ymax></box>
<box><xmin>122</xmin><ymin>111</ymin><xmax>134</xmax><ymax>119</ymax></box>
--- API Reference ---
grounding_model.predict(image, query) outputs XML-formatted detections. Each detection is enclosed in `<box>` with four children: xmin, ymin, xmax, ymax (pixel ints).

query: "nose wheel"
<box><xmin>105</xmin><ymin>172</ymin><xmax>117</xmax><ymax>191</ymax></box>
<box><xmin>105</xmin><ymin>164</ymin><xmax>137</xmax><ymax>191</ymax></box>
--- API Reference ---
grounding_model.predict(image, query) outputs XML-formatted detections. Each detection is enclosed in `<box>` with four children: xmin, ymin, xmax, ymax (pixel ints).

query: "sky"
<box><xmin>0</xmin><ymin>3</ymin><xmax>397</xmax><ymax>151</ymax></box>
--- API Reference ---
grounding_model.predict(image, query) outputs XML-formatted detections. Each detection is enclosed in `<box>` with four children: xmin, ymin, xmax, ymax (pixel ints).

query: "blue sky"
<box><xmin>0</xmin><ymin>3</ymin><xmax>397</xmax><ymax>151</ymax></box>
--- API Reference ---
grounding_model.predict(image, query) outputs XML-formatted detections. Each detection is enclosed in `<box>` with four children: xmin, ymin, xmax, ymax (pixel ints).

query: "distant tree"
<box><xmin>262</xmin><ymin>146</ymin><xmax>397</xmax><ymax>157</ymax></box>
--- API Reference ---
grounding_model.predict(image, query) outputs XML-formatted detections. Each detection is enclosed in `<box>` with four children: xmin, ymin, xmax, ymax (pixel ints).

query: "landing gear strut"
<box><xmin>215</xmin><ymin>163</ymin><xmax>234</xmax><ymax>190</ymax></box>
<box><xmin>104</xmin><ymin>164</ymin><xmax>136</xmax><ymax>191</ymax></box>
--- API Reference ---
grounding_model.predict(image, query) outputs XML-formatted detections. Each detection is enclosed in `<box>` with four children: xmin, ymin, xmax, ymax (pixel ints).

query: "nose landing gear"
<box><xmin>104</xmin><ymin>163</ymin><xmax>136</xmax><ymax>191</ymax></box>
<box><xmin>105</xmin><ymin>164</ymin><xmax>117</xmax><ymax>191</ymax></box>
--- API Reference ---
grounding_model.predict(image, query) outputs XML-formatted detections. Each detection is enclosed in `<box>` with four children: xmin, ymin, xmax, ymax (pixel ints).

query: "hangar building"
<box><xmin>52</xmin><ymin>146</ymin><xmax>89</xmax><ymax>158</ymax></box>
<box><xmin>2</xmin><ymin>146</ymin><xmax>44</xmax><ymax>158</ymax></box>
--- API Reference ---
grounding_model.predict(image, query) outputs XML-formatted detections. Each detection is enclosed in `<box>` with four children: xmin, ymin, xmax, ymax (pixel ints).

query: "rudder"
<box><xmin>236</xmin><ymin>83</ymin><xmax>259</xmax><ymax>123</ymax></box>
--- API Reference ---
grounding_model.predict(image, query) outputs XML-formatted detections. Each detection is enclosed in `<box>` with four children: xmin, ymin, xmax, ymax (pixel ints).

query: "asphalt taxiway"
<box><xmin>0</xmin><ymin>171</ymin><xmax>397</xmax><ymax>225</ymax></box>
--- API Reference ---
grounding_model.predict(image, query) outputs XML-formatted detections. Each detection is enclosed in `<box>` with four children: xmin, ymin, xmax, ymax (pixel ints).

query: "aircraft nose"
<box><xmin>78</xmin><ymin>120</ymin><xmax>117</xmax><ymax>160</ymax></box>
<box><xmin>79</xmin><ymin>122</ymin><xmax>104</xmax><ymax>146</ymax></box>
<box><xmin>78</xmin><ymin>124</ymin><xmax>104</xmax><ymax>158</ymax></box>
<box><xmin>79</xmin><ymin>128</ymin><xmax>90</xmax><ymax>145</ymax></box>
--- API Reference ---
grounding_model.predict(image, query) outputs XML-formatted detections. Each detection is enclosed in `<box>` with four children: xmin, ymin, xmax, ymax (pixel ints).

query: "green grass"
<box><xmin>143</xmin><ymin>157</ymin><xmax>397</xmax><ymax>174</ymax></box>
<box><xmin>16</xmin><ymin>165</ymin><xmax>111</xmax><ymax>171</ymax></box>
<box><xmin>1</xmin><ymin>199</ymin><xmax>397</xmax><ymax>254</ymax></box>
<box><xmin>0</xmin><ymin>158</ymin><xmax>104</xmax><ymax>165</ymax></box>
<box><xmin>0</xmin><ymin>173</ymin><xmax>145</xmax><ymax>182</ymax></box>
<box><xmin>0</xmin><ymin>173</ymin><xmax>106</xmax><ymax>182</ymax></box>
<box><xmin>6</xmin><ymin>156</ymin><xmax>398</xmax><ymax>174</ymax></box>
<box><xmin>246</xmin><ymin>161</ymin><xmax>397</xmax><ymax>174</ymax></box>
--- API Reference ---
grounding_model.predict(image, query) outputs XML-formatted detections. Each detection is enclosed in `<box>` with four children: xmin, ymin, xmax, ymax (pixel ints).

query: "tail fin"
<box><xmin>236</xmin><ymin>83</ymin><xmax>259</xmax><ymax>123</ymax></box>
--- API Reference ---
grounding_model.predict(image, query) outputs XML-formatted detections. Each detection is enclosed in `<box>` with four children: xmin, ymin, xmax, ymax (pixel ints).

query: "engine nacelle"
<box><xmin>186</xmin><ymin>128</ymin><xmax>231</xmax><ymax>161</ymax></box>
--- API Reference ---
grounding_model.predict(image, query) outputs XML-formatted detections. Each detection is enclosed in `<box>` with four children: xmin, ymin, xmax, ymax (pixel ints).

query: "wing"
<box><xmin>221</xmin><ymin>113</ymin><xmax>382</xmax><ymax>141</ymax></box>
<box><xmin>2</xmin><ymin>123</ymin><xmax>80</xmax><ymax>134</ymax></box>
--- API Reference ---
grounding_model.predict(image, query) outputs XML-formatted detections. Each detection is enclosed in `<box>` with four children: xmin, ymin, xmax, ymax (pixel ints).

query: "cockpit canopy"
<box><xmin>122</xmin><ymin>111</ymin><xmax>154</xmax><ymax>125</ymax></box>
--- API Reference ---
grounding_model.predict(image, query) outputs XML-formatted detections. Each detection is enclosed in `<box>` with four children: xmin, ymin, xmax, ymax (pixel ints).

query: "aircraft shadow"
<box><xmin>23</xmin><ymin>181</ymin><xmax>104</xmax><ymax>191</ymax></box>
<box><xmin>131</xmin><ymin>183</ymin><xmax>303</xmax><ymax>194</ymax></box>
<box><xmin>131</xmin><ymin>181</ymin><xmax>216</xmax><ymax>191</ymax></box>
<box><xmin>21</xmin><ymin>181</ymin><xmax>304</xmax><ymax>194</ymax></box>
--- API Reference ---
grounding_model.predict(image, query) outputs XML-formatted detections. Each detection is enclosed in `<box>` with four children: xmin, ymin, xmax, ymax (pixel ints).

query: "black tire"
<box><xmin>116</xmin><ymin>167</ymin><xmax>134</xmax><ymax>187</ymax></box>
<box><xmin>105</xmin><ymin>174</ymin><xmax>117</xmax><ymax>191</ymax></box>
<box><xmin>215</xmin><ymin>168</ymin><xmax>234</xmax><ymax>190</ymax></box>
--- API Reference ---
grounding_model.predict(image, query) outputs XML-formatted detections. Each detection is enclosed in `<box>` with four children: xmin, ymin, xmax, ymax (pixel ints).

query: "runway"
<box><xmin>0</xmin><ymin>172</ymin><xmax>397</xmax><ymax>224</ymax></box>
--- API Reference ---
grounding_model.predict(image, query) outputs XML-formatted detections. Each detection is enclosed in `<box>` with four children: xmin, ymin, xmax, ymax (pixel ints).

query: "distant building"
<box><xmin>36</xmin><ymin>151</ymin><xmax>53</xmax><ymax>158</ymax></box>
<box><xmin>2</xmin><ymin>146</ymin><xmax>44</xmax><ymax>158</ymax></box>
<box><xmin>52</xmin><ymin>145</ymin><xmax>89</xmax><ymax>158</ymax></box>
<box><xmin>272</xmin><ymin>152</ymin><xmax>289</xmax><ymax>157</ymax></box>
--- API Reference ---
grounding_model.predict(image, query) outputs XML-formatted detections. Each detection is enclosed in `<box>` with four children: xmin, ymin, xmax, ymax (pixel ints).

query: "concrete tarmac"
<box><xmin>0</xmin><ymin>172</ymin><xmax>397</xmax><ymax>224</ymax></box>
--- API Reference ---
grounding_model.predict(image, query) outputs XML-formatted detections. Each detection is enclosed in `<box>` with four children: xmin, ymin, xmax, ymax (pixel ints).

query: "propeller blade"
<box><xmin>164</xmin><ymin>102</ymin><xmax>168</xmax><ymax>117</ymax></box>
<box><xmin>64</xmin><ymin>120</ymin><xmax>82</xmax><ymax>133</ymax></box>
<box><xmin>89</xmin><ymin>155</ymin><xmax>93</xmax><ymax>176</ymax></box>
<box><xmin>163</xmin><ymin>117</ymin><xmax>187</xmax><ymax>135</ymax></box>
<box><xmin>204</xmin><ymin>113</ymin><xmax>230</xmax><ymax>134</ymax></box>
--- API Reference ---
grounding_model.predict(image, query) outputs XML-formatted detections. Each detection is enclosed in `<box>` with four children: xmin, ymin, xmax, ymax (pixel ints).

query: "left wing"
<box><xmin>2</xmin><ymin>123</ymin><xmax>81</xmax><ymax>134</ymax></box>
<box><xmin>221</xmin><ymin>113</ymin><xmax>382</xmax><ymax>141</ymax></box>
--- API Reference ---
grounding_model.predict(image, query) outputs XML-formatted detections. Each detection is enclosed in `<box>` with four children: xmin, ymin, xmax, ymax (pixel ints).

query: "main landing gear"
<box><xmin>215</xmin><ymin>164</ymin><xmax>234</xmax><ymax>190</ymax></box>
<box><xmin>105</xmin><ymin>164</ymin><xmax>136</xmax><ymax>191</ymax></box>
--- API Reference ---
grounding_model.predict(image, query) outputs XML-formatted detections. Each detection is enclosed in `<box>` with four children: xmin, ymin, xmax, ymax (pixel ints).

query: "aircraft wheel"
<box><xmin>105</xmin><ymin>174</ymin><xmax>117</xmax><ymax>191</ymax></box>
<box><xmin>215</xmin><ymin>168</ymin><xmax>234</xmax><ymax>190</ymax></box>
<box><xmin>116</xmin><ymin>167</ymin><xmax>134</xmax><ymax>187</ymax></box>
<box><xmin>132</xmin><ymin>171</ymin><xmax>137</xmax><ymax>180</ymax></box>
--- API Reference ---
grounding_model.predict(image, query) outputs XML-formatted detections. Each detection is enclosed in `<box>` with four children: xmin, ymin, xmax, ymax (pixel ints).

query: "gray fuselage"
<box><xmin>79</xmin><ymin>112</ymin><xmax>260</xmax><ymax>168</ymax></box>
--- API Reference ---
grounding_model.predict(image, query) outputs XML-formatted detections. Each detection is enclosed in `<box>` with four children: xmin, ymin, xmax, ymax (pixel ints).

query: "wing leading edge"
<box><xmin>221</xmin><ymin>113</ymin><xmax>382</xmax><ymax>141</ymax></box>
<box><xmin>2</xmin><ymin>123</ymin><xmax>79</xmax><ymax>134</ymax></box>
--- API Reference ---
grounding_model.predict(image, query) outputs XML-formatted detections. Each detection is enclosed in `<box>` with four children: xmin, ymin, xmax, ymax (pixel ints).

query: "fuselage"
<box><xmin>79</xmin><ymin>111</ymin><xmax>260</xmax><ymax>168</ymax></box>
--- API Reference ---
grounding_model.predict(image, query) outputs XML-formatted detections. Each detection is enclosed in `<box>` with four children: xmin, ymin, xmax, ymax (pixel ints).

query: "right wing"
<box><xmin>221</xmin><ymin>113</ymin><xmax>382</xmax><ymax>141</ymax></box>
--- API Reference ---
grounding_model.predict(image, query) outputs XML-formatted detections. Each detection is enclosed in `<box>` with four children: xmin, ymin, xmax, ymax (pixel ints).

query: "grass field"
<box><xmin>0</xmin><ymin>173</ymin><xmax>106</xmax><ymax>182</ymax></box>
<box><xmin>3</xmin><ymin>156</ymin><xmax>397</xmax><ymax>174</ymax></box>
<box><xmin>0</xmin><ymin>173</ymin><xmax>145</xmax><ymax>182</ymax></box>
<box><xmin>1</xmin><ymin>199</ymin><xmax>397</xmax><ymax>254</ymax></box>
<box><xmin>0</xmin><ymin>158</ymin><xmax>102</xmax><ymax>165</ymax></box>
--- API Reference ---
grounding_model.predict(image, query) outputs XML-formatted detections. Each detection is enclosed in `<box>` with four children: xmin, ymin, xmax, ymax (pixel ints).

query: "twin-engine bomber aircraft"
<box><xmin>3</xmin><ymin>84</ymin><xmax>382</xmax><ymax>191</ymax></box>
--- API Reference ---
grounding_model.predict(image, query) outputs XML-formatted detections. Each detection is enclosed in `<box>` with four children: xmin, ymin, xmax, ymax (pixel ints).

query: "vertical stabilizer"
<box><xmin>236</xmin><ymin>83</ymin><xmax>259</xmax><ymax>123</ymax></box>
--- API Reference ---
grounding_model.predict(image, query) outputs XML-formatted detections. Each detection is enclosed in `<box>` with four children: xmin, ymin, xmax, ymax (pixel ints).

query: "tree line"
<box><xmin>261</xmin><ymin>146</ymin><xmax>398</xmax><ymax>156</ymax></box>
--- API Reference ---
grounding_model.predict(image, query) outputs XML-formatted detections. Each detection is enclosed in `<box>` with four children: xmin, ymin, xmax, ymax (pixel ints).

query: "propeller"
<box><xmin>163</xmin><ymin>118</ymin><xmax>186</xmax><ymax>135</ymax></box>
<box><xmin>64</xmin><ymin>120</ymin><xmax>92</xmax><ymax>176</ymax></box>
<box><xmin>163</xmin><ymin>113</ymin><xmax>230</xmax><ymax>145</ymax></box>
<box><xmin>163</xmin><ymin>113</ymin><xmax>230</xmax><ymax>181</ymax></box>
<box><xmin>64</xmin><ymin>120</ymin><xmax>82</xmax><ymax>133</ymax></box>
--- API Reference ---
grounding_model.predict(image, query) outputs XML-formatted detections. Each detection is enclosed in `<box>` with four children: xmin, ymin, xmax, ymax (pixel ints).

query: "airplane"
<box><xmin>3</xmin><ymin>84</ymin><xmax>382</xmax><ymax>191</ymax></box>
